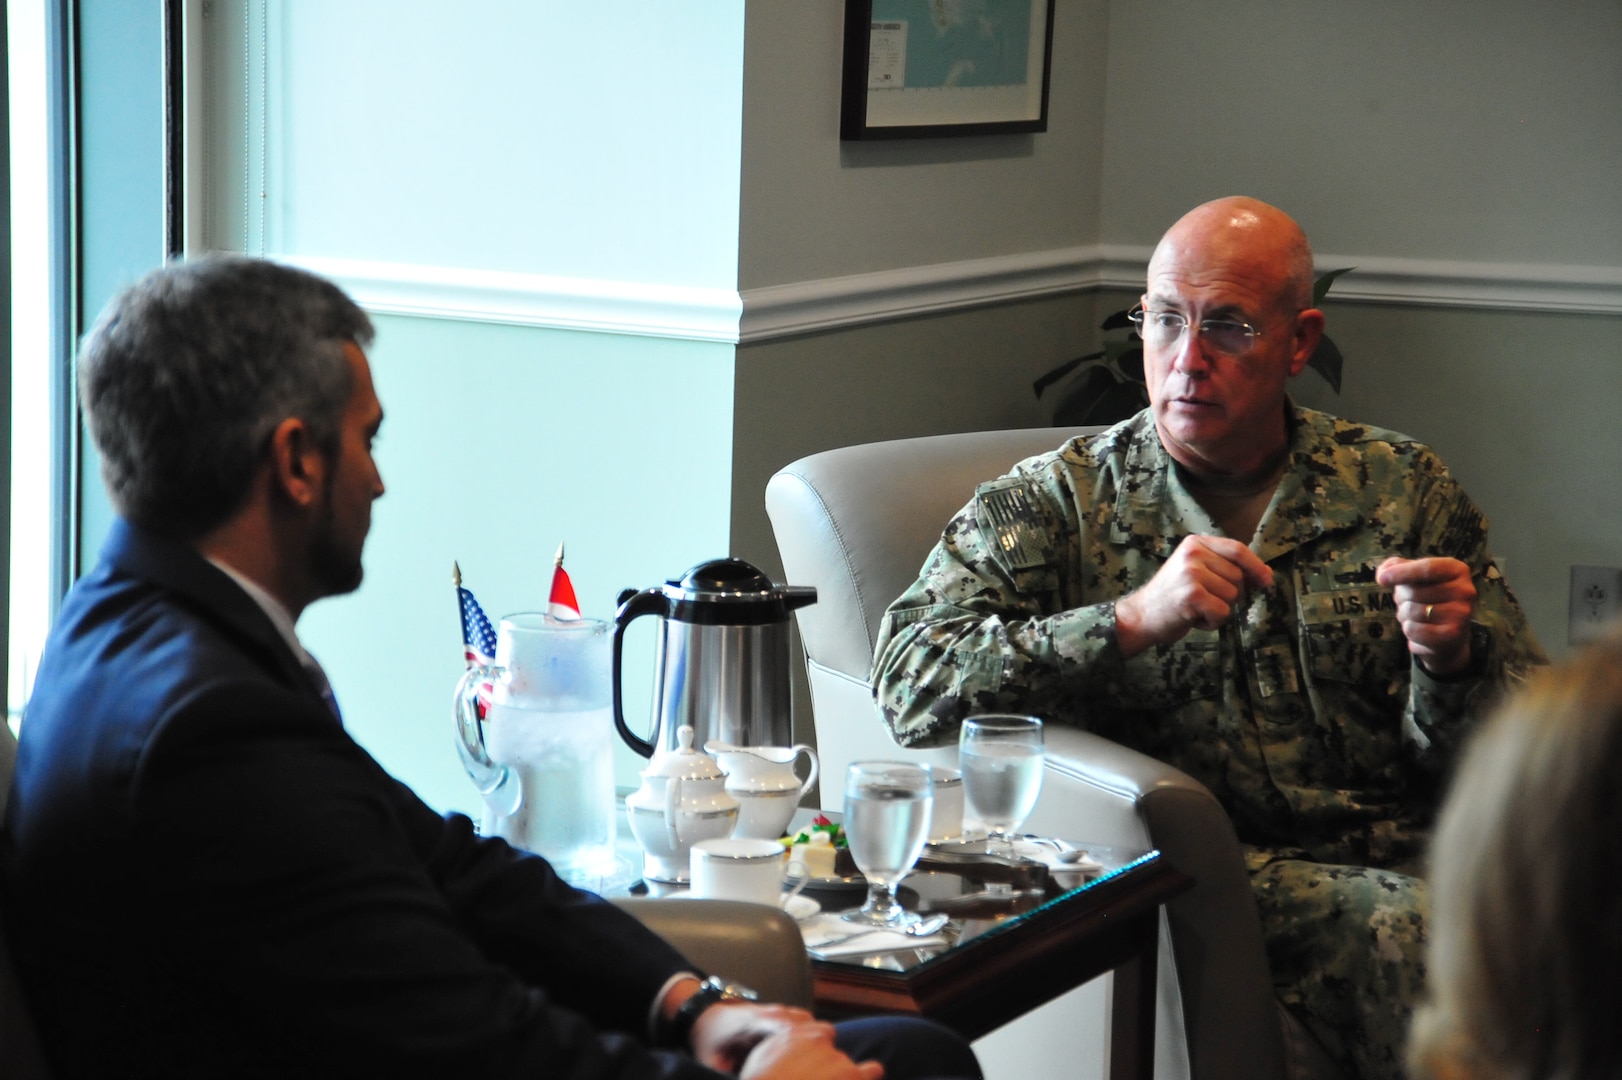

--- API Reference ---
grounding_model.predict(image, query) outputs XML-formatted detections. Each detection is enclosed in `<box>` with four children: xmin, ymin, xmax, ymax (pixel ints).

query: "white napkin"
<box><xmin>800</xmin><ymin>914</ymin><xmax>947</xmax><ymax>958</ymax></box>
<box><xmin>1008</xmin><ymin>840</ymin><xmax>1104</xmax><ymax>878</ymax></box>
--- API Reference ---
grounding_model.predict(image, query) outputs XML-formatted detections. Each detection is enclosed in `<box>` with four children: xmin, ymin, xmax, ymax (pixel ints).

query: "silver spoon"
<box><xmin>1054</xmin><ymin>848</ymin><xmax>1105</xmax><ymax>875</ymax></box>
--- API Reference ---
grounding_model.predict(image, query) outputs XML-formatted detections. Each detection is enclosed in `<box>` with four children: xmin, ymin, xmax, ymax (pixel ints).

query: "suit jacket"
<box><xmin>2</xmin><ymin>520</ymin><xmax>721</xmax><ymax>1079</ymax></box>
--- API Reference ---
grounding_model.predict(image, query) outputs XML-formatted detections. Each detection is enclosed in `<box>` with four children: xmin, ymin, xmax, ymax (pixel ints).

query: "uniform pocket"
<box><xmin>1304</xmin><ymin>615</ymin><xmax>1408</xmax><ymax>686</ymax></box>
<box><xmin>1119</xmin><ymin>630</ymin><xmax>1223</xmax><ymax>707</ymax></box>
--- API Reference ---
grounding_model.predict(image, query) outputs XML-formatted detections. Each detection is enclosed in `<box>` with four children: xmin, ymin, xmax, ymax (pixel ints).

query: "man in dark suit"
<box><xmin>1</xmin><ymin>256</ymin><xmax>979</xmax><ymax>1080</ymax></box>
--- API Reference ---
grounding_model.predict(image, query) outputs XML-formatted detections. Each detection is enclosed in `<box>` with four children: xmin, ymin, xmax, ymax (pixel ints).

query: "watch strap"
<box><xmin>662</xmin><ymin>975</ymin><xmax>757</xmax><ymax>1049</ymax></box>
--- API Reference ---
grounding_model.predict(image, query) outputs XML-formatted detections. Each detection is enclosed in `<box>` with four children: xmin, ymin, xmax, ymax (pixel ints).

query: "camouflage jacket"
<box><xmin>872</xmin><ymin>406</ymin><xmax>1547</xmax><ymax>868</ymax></box>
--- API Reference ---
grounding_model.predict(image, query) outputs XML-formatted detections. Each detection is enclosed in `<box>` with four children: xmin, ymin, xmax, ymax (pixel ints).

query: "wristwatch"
<box><xmin>663</xmin><ymin>975</ymin><xmax>758</xmax><ymax>1049</ymax></box>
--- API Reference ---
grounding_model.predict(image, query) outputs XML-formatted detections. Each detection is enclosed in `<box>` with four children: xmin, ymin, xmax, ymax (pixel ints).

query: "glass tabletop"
<box><xmin>798</xmin><ymin>836</ymin><xmax>1158</xmax><ymax>974</ymax></box>
<box><xmin>610</xmin><ymin>801</ymin><xmax>1159</xmax><ymax>976</ymax></box>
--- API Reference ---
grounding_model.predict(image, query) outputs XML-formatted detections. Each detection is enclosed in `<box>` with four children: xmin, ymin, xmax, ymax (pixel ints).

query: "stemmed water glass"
<box><xmin>960</xmin><ymin>715</ymin><xmax>1045</xmax><ymax>858</ymax></box>
<box><xmin>841</xmin><ymin>761</ymin><xmax>933</xmax><ymax>927</ymax></box>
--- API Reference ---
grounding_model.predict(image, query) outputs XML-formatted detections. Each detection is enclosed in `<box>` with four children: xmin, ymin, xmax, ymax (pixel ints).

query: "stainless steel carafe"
<box><xmin>611</xmin><ymin>558</ymin><xmax>816</xmax><ymax>759</ymax></box>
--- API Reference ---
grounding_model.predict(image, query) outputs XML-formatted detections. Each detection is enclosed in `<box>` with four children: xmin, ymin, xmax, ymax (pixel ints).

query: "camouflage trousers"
<box><xmin>1250</xmin><ymin>858</ymin><xmax>1428</xmax><ymax>1080</ymax></box>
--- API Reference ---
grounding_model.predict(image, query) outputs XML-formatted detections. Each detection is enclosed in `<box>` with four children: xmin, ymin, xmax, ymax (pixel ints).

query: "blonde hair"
<box><xmin>1409</xmin><ymin>629</ymin><xmax>1622</xmax><ymax>1080</ymax></box>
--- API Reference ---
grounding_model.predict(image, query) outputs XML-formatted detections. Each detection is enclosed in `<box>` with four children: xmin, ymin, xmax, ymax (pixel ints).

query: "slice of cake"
<box><xmin>786</xmin><ymin>816</ymin><xmax>857</xmax><ymax>878</ymax></box>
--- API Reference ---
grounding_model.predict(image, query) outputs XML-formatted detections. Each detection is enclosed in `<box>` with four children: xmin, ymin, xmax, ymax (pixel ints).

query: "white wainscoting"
<box><xmin>282</xmin><ymin>249</ymin><xmax>1622</xmax><ymax>346</ymax></box>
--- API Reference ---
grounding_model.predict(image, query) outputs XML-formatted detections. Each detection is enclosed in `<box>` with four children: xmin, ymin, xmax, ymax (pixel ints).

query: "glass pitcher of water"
<box><xmin>453</xmin><ymin>614</ymin><xmax>623</xmax><ymax>886</ymax></box>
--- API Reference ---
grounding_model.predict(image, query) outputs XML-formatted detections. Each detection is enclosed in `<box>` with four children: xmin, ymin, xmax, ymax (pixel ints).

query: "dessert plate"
<box><xmin>801</xmin><ymin>871</ymin><xmax>868</xmax><ymax>896</ymax></box>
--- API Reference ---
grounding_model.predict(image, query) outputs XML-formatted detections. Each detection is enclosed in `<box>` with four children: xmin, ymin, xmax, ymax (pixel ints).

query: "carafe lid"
<box><xmin>659</xmin><ymin>558</ymin><xmax>816</xmax><ymax>625</ymax></box>
<box><xmin>668</xmin><ymin>558</ymin><xmax>777</xmax><ymax>600</ymax></box>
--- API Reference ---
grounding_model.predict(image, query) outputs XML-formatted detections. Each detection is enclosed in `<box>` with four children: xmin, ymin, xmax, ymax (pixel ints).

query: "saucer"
<box><xmin>783</xmin><ymin>894</ymin><xmax>820</xmax><ymax>921</ymax></box>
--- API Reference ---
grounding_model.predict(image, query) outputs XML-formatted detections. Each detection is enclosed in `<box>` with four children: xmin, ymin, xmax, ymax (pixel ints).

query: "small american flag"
<box><xmin>454</xmin><ymin>563</ymin><xmax>497</xmax><ymax>712</ymax></box>
<box><xmin>459</xmin><ymin>584</ymin><xmax>498</xmax><ymax>668</ymax></box>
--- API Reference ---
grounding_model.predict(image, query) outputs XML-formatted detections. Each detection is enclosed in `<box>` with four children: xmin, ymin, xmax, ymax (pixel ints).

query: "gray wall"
<box><xmin>737</xmin><ymin>1</ymin><xmax>1112</xmax><ymax>288</ymax></box>
<box><xmin>732</xmin><ymin>0</ymin><xmax>1622</xmax><ymax>753</ymax></box>
<box><xmin>1099</xmin><ymin>0</ymin><xmax>1622</xmax><ymax>265</ymax></box>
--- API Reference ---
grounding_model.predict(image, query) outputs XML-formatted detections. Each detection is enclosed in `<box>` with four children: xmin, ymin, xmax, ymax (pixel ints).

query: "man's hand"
<box><xmin>1376</xmin><ymin>557</ymin><xmax>1477</xmax><ymax>676</ymax></box>
<box><xmin>734</xmin><ymin>1017</ymin><xmax>885</xmax><ymax>1080</ymax></box>
<box><xmin>1115</xmin><ymin>536</ymin><xmax>1274</xmax><ymax>658</ymax></box>
<box><xmin>692</xmin><ymin>1001</ymin><xmax>881</xmax><ymax>1080</ymax></box>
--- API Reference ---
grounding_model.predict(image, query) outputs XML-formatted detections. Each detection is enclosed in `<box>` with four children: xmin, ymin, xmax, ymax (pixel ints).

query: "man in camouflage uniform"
<box><xmin>872</xmin><ymin>197</ymin><xmax>1546</xmax><ymax>1080</ymax></box>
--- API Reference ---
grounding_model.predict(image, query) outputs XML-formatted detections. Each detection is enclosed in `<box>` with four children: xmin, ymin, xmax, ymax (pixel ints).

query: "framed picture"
<box><xmin>840</xmin><ymin>0</ymin><xmax>1056</xmax><ymax>140</ymax></box>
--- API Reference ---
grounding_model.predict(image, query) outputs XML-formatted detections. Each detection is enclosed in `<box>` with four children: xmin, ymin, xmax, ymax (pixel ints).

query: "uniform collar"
<box><xmin>1107</xmin><ymin>404</ymin><xmax>1368</xmax><ymax>561</ymax></box>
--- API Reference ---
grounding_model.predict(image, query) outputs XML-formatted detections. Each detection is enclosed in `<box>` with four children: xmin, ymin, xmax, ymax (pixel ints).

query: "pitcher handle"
<box><xmin>792</xmin><ymin>744</ymin><xmax>820</xmax><ymax>801</ymax></box>
<box><xmin>453</xmin><ymin>665</ymin><xmax>522</xmax><ymax>818</ymax></box>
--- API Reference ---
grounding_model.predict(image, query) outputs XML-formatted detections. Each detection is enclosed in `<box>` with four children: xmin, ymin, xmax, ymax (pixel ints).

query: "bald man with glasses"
<box><xmin>872</xmin><ymin>197</ymin><xmax>1546</xmax><ymax>1080</ymax></box>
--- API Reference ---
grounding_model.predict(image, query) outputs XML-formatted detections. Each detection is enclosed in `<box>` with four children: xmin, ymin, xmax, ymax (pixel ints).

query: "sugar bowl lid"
<box><xmin>640</xmin><ymin>725</ymin><xmax>725</xmax><ymax>781</ymax></box>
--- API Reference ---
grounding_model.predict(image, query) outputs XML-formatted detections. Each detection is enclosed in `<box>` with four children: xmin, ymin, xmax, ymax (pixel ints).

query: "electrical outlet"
<box><xmin>1569</xmin><ymin>565</ymin><xmax>1622</xmax><ymax>645</ymax></box>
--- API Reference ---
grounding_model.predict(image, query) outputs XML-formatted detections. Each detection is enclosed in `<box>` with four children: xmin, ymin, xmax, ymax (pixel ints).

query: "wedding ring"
<box><xmin>1424</xmin><ymin>604</ymin><xmax>1435</xmax><ymax>622</ymax></box>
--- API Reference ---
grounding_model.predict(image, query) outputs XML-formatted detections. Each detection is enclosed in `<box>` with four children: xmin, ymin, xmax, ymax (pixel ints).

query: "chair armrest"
<box><xmin>612</xmin><ymin>898</ymin><xmax>813</xmax><ymax>1010</ymax></box>
<box><xmin>1032</xmin><ymin>727</ymin><xmax>1288</xmax><ymax>1080</ymax></box>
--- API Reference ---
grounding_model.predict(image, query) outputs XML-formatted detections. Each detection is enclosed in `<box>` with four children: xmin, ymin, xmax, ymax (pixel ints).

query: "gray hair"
<box><xmin>1408</xmin><ymin>629</ymin><xmax>1622</xmax><ymax>1080</ymax></box>
<box><xmin>1279</xmin><ymin>228</ymin><xmax>1316</xmax><ymax>311</ymax></box>
<box><xmin>77</xmin><ymin>255</ymin><xmax>374</xmax><ymax>538</ymax></box>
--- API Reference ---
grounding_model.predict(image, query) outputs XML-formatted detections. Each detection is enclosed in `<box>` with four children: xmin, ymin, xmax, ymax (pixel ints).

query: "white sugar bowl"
<box><xmin>625</xmin><ymin>725</ymin><xmax>740</xmax><ymax>883</ymax></box>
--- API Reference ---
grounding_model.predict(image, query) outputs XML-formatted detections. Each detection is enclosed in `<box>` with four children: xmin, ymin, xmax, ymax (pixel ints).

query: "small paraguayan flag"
<box><xmin>547</xmin><ymin>541</ymin><xmax>581</xmax><ymax>620</ymax></box>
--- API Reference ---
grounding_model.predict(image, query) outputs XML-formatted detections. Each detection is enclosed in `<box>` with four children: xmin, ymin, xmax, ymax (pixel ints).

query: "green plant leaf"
<box><xmin>1052</xmin><ymin>366</ymin><xmax>1147</xmax><ymax>426</ymax></box>
<box><xmin>1313</xmin><ymin>267</ymin><xmax>1354</xmax><ymax>306</ymax></box>
<box><xmin>1032</xmin><ymin>349</ymin><xmax>1103</xmax><ymax>399</ymax></box>
<box><xmin>1306</xmin><ymin>335</ymin><xmax>1344</xmax><ymax>394</ymax></box>
<box><xmin>1109</xmin><ymin>342</ymin><xmax>1145</xmax><ymax>384</ymax></box>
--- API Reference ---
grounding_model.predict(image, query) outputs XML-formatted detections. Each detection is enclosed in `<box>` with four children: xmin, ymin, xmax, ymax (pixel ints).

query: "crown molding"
<box><xmin>1306</xmin><ymin>252</ymin><xmax>1622</xmax><ymax>315</ymax></box>
<box><xmin>738</xmin><ymin>246</ymin><xmax>1622</xmax><ymax>344</ymax></box>
<box><xmin>276</xmin><ymin>249</ymin><xmax>1622</xmax><ymax>347</ymax></box>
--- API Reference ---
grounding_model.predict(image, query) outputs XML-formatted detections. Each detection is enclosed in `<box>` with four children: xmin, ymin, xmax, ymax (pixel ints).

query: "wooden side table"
<box><xmin>809</xmin><ymin>849</ymin><xmax>1193</xmax><ymax>1080</ymax></box>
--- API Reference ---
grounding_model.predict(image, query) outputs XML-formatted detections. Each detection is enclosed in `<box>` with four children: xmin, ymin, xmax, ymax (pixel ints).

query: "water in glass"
<box><xmin>960</xmin><ymin>715</ymin><xmax>1044</xmax><ymax>854</ymax></box>
<box><xmin>841</xmin><ymin>761</ymin><xmax>933</xmax><ymax>926</ymax></box>
<box><xmin>846</xmin><ymin>783</ymin><xmax>932</xmax><ymax>886</ymax></box>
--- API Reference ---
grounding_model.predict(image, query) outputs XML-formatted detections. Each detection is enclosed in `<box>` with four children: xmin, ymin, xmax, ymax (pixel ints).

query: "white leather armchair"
<box><xmin>766</xmin><ymin>427</ymin><xmax>1343</xmax><ymax>1080</ymax></box>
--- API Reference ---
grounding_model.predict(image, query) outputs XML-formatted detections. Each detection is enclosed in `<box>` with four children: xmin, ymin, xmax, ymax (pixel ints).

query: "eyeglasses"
<box><xmin>1127</xmin><ymin>307</ymin><xmax>1264</xmax><ymax>356</ymax></box>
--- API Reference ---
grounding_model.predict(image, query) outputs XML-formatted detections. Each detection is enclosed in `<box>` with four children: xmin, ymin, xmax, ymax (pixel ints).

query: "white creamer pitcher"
<box><xmin>704</xmin><ymin>740</ymin><xmax>819</xmax><ymax>840</ymax></box>
<box><xmin>453</xmin><ymin>614</ymin><xmax>622</xmax><ymax>886</ymax></box>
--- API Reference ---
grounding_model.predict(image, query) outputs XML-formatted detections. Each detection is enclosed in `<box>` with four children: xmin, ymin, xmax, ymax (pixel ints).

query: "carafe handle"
<box><xmin>453</xmin><ymin>665</ymin><xmax>522</xmax><ymax>818</ymax></box>
<box><xmin>611</xmin><ymin>587</ymin><xmax>670</xmax><ymax>758</ymax></box>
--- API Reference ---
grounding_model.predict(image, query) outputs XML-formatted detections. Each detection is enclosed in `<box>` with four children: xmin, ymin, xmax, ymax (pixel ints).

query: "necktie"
<box><xmin>301</xmin><ymin>656</ymin><xmax>343</xmax><ymax>724</ymax></box>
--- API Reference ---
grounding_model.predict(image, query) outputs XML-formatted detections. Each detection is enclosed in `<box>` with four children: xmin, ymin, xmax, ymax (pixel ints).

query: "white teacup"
<box><xmin>929</xmin><ymin>767</ymin><xmax>964</xmax><ymax>842</ymax></box>
<box><xmin>689</xmin><ymin>837</ymin><xmax>810</xmax><ymax>908</ymax></box>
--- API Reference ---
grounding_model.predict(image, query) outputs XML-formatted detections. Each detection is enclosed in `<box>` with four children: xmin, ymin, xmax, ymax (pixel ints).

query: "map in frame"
<box><xmin>869</xmin><ymin>0</ymin><xmax>1033</xmax><ymax>90</ymax></box>
<box><xmin>844</xmin><ymin>0</ymin><xmax>1054</xmax><ymax>138</ymax></box>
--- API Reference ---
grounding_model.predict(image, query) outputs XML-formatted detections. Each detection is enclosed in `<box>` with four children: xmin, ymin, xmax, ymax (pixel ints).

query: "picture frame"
<box><xmin>840</xmin><ymin>0</ymin><xmax>1056</xmax><ymax>141</ymax></box>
